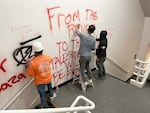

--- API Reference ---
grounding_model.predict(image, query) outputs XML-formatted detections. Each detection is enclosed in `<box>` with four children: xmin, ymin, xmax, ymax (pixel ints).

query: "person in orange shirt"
<box><xmin>26</xmin><ymin>41</ymin><xmax>56</xmax><ymax>108</ymax></box>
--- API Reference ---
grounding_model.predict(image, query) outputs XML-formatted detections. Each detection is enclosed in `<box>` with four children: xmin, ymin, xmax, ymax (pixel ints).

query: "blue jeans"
<box><xmin>36</xmin><ymin>82</ymin><xmax>54</xmax><ymax>108</ymax></box>
<box><xmin>79</xmin><ymin>56</ymin><xmax>92</xmax><ymax>82</ymax></box>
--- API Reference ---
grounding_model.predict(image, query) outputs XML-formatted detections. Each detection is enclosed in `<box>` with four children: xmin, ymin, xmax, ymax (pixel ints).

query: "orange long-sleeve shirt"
<box><xmin>26</xmin><ymin>54</ymin><xmax>53</xmax><ymax>85</ymax></box>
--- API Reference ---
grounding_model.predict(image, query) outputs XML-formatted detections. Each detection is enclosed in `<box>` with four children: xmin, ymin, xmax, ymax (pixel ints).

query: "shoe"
<box><xmin>81</xmin><ymin>81</ymin><xmax>88</xmax><ymax>92</ymax></box>
<box><xmin>49</xmin><ymin>93</ymin><xmax>57</xmax><ymax>101</ymax></box>
<box><xmin>87</xmin><ymin>79</ymin><xmax>94</xmax><ymax>87</ymax></box>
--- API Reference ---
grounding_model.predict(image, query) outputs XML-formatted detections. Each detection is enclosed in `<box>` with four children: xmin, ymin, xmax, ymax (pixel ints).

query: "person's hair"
<box><xmin>100</xmin><ymin>30</ymin><xmax>107</xmax><ymax>40</ymax></box>
<box><xmin>88</xmin><ymin>25</ymin><xmax>95</xmax><ymax>34</ymax></box>
<box><xmin>34</xmin><ymin>50</ymin><xmax>43</xmax><ymax>56</ymax></box>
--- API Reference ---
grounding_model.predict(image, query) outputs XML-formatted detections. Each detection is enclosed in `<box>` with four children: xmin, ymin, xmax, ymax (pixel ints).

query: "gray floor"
<box><xmin>54</xmin><ymin>71</ymin><xmax>150</xmax><ymax>113</ymax></box>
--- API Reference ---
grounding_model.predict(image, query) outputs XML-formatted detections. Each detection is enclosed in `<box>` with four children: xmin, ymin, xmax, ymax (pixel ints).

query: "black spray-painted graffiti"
<box><xmin>13</xmin><ymin>35</ymin><xmax>42</xmax><ymax>66</ymax></box>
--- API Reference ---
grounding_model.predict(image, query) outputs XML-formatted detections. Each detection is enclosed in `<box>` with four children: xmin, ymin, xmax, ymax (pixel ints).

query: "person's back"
<box><xmin>27</xmin><ymin>54</ymin><xmax>52</xmax><ymax>85</ymax></box>
<box><xmin>26</xmin><ymin>41</ymin><xmax>56</xmax><ymax>108</ymax></box>
<box><xmin>75</xmin><ymin>24</ymin><xmax>96</xmax><ymax>92</ymax></box>
<box><xmin>77</xmin><ymin>32</ymin><xmax>96</xmax><ymax>56</ymax></box>
<box><xmin>96</xmin><ymin>30</ymin><xmax>108</xmax><ymax>79</ymax></box>
<box><xmin>96</xmin><ymin>30</ymin><xmax>107</xmax><ymax>58</ymax></box>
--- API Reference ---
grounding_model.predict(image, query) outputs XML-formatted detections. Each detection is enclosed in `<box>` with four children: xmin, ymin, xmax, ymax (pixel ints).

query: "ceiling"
<box><xmin>139</xmin><ymin>0</ymin><xmax>150</xmax><ymax>17</ymax></box>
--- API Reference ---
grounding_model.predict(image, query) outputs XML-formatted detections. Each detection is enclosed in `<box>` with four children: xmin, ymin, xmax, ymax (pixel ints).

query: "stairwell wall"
<box><xmin>0</xmin><ymin>0</ymin><xmax>144</xmax><ymax>109</ymax></box>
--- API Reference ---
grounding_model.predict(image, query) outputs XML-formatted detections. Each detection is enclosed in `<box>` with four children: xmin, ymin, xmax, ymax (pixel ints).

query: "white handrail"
<box><xmin>0</xmin><ymin>95</ymin><xmax>95</xmax><ymax>113</ymax></box>
<box><xmin>130</xmin><ymin>59</ymin><xmax>150</xmax><ymax>88</ymax></box>
<box><xmin>136</xmin><ymin>59</ymin><xmax>149</xmax><ymax>64</ymax></box>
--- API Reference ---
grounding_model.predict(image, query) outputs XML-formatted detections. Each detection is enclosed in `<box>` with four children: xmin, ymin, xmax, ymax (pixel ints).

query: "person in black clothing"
<box><xmin>96</xmin><ymin>30</ymin><xmax>108</xmax><ymax>79</ymax></box>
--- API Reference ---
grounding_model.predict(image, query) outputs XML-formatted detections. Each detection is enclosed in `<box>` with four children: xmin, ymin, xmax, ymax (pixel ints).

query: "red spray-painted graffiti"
<box><xmin>0</xmin><ymin>58</ymin><xmax>27</xmax><ymax>93</ymax></box>
<box><xmin>47</xmin><ymin>6</ymin><xmax>80</xmax><ymax>31</ymax></box>
<box><xmin>0</xmin><ymin>58</ymin><xmax>7</xmax><ymax>72</ymax></box>
<box><xmin>46</xmin><ymin>6</ymin><xmax>98</xmax><ymax>86</ymax></box>
<box><xmin>51</xmin><ymin>38</ymin><xmax>80</xmax><ymax>86</ymax></box>
<box><xmin>47</xmin><ymin>6</ymin><xmax>98</xmax><ymax>36</ymax></box>
<box><xmin>0</xmin><ymin>36</ymin><xmax>41</xmax><ymax>94</ymax></box>
<box><xmin>9</xmin><ymin>6</ymin><xmax>98</xmax><ymax>89</ymax></box>
<box><xmin>85</xmin><ymin>9</ymin><xmax>98</xmax><ymax>21</ymax></box>
<box><xmin>0</xmin><ymin>73</ymin><xmax>26</xmax><ymax>93</ymax></box>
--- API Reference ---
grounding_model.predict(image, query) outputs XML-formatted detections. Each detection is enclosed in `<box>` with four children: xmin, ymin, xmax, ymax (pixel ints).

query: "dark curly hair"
<box><xmin>88</xmin><ymin>25</ymin><xmax>95</xmax><ymax>34</ymax></box>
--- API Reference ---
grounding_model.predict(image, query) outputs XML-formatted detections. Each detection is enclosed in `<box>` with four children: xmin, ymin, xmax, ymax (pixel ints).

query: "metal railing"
<box><xmin>130</xmin><ymin>59</ymin><xmax>150</xmax><ymax>88</ymax></box>
<box><xmin>0</xmin><ymin>95</ymin><xmax>95</xmax><ymax>113</ymax></box>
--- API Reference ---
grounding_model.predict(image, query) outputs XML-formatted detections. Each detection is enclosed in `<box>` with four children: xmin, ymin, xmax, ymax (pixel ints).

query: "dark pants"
<box><xmin>36</xmin><ymin>82</ymin><xmax>54</xmax><ymax>108</ymax></box>
<box><xmin>96</xmin><ymin>57</ymin><xmax>106</xmax><ymax>77</ymax></box>
<box><xmin>79</xmin><ymin>56</ymin><xmax>92</xmax><ymax>82</ymax></box>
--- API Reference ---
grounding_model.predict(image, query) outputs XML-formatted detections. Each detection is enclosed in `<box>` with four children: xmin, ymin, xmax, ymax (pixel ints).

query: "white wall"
<box><xmin>104</xmin><ymin>0</ymin><xmax>144</xmax><ymax>80</ymax></box>
<box><xmin>0</xmin><ymin>0</ymin><xmax>144</xmax><ymax>109</ymax></box>
<box><xmin>137</xmin><ymin>17</ymin><xmax>150</xmax><ymax>80</ymax></box>
<box><xmin>138</xmin><ymin>17</ymin><xmax>150</xmax><ymax>60</ymax></box>
<box><xmin>92</xmin><ymin>0</ymin><xmax>144</xmax><ymax>80</ymax></box>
